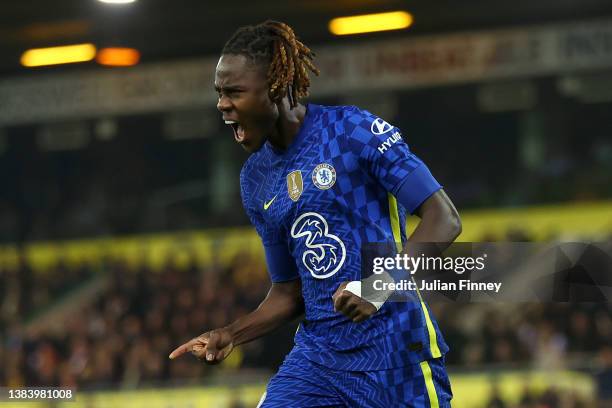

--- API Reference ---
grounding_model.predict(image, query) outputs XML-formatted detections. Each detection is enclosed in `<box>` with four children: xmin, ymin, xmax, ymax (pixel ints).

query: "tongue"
<box><xmin>235</xmin><ymin>125</ymin><xmax>245</xmax><ymax>142</ymax></box>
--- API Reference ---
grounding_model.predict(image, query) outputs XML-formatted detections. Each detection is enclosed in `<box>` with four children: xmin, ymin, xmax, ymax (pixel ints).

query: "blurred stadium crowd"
<box><xmin>1</xmin><ymin>241</ymin><xmax>610</xmax><ymax>406</ymax></box>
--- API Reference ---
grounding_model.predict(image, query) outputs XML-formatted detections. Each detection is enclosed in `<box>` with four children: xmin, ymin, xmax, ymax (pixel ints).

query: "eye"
<box><xmin>217</xmin><ymin>89</ymin><xmax>241</xmax><ymax>99</ymax></box>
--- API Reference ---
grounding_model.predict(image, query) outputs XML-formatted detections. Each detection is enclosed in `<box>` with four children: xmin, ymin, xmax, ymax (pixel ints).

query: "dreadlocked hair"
<box><xmin>222</xmin><ymin>20</ymin><xmax>320</xmax><ymax>108</ymax></box>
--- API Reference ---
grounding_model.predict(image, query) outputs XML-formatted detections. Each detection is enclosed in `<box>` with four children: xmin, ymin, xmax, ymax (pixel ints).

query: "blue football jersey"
<box><xmin>240</xmin><ymin>104</ymin><xmax>449</xmax><ymax>371</ymax></box>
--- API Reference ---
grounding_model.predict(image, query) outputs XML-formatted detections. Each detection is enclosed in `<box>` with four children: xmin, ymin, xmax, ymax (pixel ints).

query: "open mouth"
<box><xmin>225</xmin><ymin>120</ymin><xmax>245</xmax><ymax>143</ymax></box>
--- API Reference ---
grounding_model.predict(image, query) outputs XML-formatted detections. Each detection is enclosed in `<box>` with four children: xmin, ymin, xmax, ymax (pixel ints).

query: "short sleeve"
<box><xmin>344</xmin><ymin>108</ymin><xmax>442</xmax><ymax>213</ymax></box>
<box><xmin>240</xmin><ymin>166</ymin><xmax>299</xmax><ymax>283</ymax></box>
<box><xmin>263</xmin><ymin>244</ymin><xmax>300</xmax><ymax>283</ymax></box>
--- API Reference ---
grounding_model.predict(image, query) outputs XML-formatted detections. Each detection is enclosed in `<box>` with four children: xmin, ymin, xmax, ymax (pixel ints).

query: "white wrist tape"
<box><xmin>343</xmin><ymin>280</ymin><xmax>387</xmax><ymax>311</ymax></box>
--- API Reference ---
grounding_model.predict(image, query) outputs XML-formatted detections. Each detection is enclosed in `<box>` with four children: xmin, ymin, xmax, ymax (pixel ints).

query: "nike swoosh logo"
<box><xmin>264</xmin><ymin>195</ymin><xmax>277</xmax><ymax>210</ymax></box>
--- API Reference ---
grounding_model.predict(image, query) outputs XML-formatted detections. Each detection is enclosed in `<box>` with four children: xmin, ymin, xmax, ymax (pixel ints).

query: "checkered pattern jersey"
<box><xmin>240</xmin><ymin>104</ymin><xmax>448</xmax><ymax>370</ymax></box>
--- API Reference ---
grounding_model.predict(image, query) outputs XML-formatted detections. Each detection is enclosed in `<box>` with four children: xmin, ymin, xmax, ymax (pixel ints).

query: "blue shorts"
<box><xmin>257</xmin><ymin>349</ymin><xmax>452</xmax><ymax>407</ymax></box>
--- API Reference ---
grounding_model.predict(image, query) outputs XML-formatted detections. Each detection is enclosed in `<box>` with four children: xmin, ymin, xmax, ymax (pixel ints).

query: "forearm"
<box><xmin>226</xmin><ymin>280</ymin><xmax>303</xmax><ymax>346</ymax></box>
<box><xmin>392</xmin><ymin>190</ymin><xmax>462</xmax><ymax>287</ymax></box>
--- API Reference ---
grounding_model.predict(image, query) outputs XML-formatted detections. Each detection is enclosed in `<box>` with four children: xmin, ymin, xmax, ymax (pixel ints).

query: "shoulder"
<box><xmin>312</xmin><ymin>104</ymin><xmax>378</xmax><ymax>142</ymax></box>
<box><xmin>344</xmin><ymin>106</ymin><xmax>393</xmax><ymax>137</ymax></box>
<box><xmin>327</xmin><ymin>106</ymin><xmax>401</xmax><ymax>154</ymax></box>
<box><xmin>314</xmin><ymin>104</ymin><xmax>370</xmax><ymax>127</ymax></box>
<box><xmin>323</xmin><ymin>105</ymin><xmax>391</xmax><ymax>138</ymax></box>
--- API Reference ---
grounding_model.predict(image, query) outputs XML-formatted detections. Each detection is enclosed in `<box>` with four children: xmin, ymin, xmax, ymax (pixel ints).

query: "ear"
<box><xmin>276</xmin><ymin>95</ymin><xmax>294</xmax><ymax>115</ymax></box>
<box><xmin>286</xmin><ymin>86</ymin><xmax>295</xmax><ymax>105</ymax></box>
<box><xmin>275</xmin><ymin>87</ymin><xmax>296</xmax><ymax>112</ymax></box>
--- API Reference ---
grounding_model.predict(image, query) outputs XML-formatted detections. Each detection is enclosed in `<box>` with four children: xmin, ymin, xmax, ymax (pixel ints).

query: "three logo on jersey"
<box><xmin>291</xmin><ymin>212</ymin><xmax>346</xmax><ymax>279</ymax></box>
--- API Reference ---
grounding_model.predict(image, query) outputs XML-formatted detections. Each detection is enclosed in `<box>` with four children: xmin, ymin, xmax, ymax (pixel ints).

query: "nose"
<box><xmin>216</xmin><ymin>94</ymin><xmax>232</xmax><ymax>113</ymax></box>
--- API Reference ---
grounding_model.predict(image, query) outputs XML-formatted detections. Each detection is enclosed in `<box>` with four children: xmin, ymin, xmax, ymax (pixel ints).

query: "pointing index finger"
<box><xmin>169</xmin><ymin>339</ymin><xmax>196</xmax><ymax>359</ymax></box>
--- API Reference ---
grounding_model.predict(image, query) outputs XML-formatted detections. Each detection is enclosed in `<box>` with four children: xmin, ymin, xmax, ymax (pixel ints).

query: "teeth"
<box><xmin>224</xmin><ymin>120</ymin><xmax>237</xmax><ymax>125</ymax></box>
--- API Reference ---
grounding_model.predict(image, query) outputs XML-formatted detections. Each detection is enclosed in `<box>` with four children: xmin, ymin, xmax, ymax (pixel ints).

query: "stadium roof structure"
<box><xmin>1</xmin><ymin>0</ymin><xmax>611</xmax><ymax>76</ymax></box>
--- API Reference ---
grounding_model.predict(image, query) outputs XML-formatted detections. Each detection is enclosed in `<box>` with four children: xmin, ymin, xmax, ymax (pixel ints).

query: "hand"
<box><xmin>169</xmin><ymin>328</ymin><xmax>234</xmax><ymax>365</ymax></box>
<box><xmin>332</xmin><ymin>281</ymin><xmax>377</xmax><ymax>323</ymax></box>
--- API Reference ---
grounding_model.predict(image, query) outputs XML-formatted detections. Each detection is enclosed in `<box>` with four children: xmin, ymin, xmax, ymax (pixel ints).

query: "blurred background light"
<box><xmin>329</xmin><ymin>11</ymin><xmax>413</xmax><ymax>35</ymax></box>
<box><xmin>97</xmin><ymin>0</ymin><xmax>137</xmax><ymax>4</ymax></box>
<box><xmin>96</xmin><ymin>47</ymin><xmax>140</xmax><ymax>66</ymax></box>
<box><xmin>20</xmin><ymin>43</ymin><xmax>97</xmax><ymax>67</ymax></box>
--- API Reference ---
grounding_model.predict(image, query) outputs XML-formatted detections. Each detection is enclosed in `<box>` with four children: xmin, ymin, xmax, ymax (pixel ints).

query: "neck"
<box><xmin>268</xmin><ymin>102</ymin><xmax>306</xmax><ymax>151</ymax></box>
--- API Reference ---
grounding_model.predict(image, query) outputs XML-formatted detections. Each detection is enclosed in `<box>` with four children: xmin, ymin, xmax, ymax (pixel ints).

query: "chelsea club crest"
<box><xmin>312</xmin><ymin>163</ymin><xmax>336</xmax><ymax>190</ymax></box>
